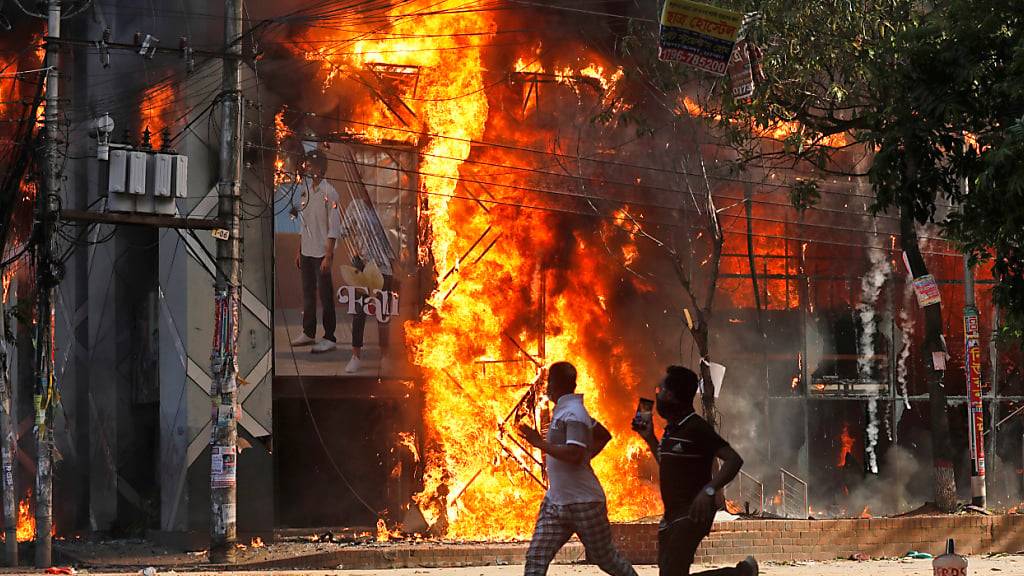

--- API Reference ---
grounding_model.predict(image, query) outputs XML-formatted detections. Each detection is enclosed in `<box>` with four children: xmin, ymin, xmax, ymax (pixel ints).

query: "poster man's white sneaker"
<box><xmin>311</xmin><ymin>339</ymin><xmax>337</xmax><ymax>353</ymax></box>
<box><xmin>345</xmin><ymin>355</ymin><xmax>362</xmax><ymax>373</ymax></box>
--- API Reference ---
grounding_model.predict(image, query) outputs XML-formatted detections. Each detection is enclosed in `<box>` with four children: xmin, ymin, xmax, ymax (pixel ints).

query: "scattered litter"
<box><xmin>140</xmin><ymin>567</ymin><xmax>157</xmax><ymax>576</ymax></box>
<box><xmin>904</xmin><ymin>551</ymin><xmax>933</xmax><ymax>559</ymax></box>
<box><xmin>849</xmin><ymin>552</ymin><xmax>870</xmax><ymax>561</ymax></box>
<box><xmin>44</xmin><ymin>568</ymin><xmax>75</xmax><ymax>575</ymax></box>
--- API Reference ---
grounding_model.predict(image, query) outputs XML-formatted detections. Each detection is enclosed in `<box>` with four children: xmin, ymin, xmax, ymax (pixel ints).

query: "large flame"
<box><xmin>296</xmin><ymin>2</ymin><xmax>656</xmax><ymax>539</ymax></box>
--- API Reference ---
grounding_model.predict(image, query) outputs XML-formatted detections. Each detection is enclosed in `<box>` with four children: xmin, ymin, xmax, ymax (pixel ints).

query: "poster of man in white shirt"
<box><xmin>274</xmin><ymin>138</ymin><xmax>417</xmax><ymax>380</ymax></box>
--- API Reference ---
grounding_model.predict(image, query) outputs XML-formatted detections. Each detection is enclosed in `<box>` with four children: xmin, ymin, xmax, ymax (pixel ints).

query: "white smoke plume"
<box><xmin>858</xmin><ymin>237</ymin><xmax>891</xmax><ymax>474</ymax></box>
<box><xmin>896</xmin><ymin>279</ymin><xmax>915</xmax><ymax>409</ymax></box>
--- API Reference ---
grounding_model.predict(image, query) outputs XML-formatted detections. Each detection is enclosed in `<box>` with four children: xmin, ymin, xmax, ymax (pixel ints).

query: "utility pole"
<box><xmin>209</xmin><ymin>0</ymin><xmax>243</xmax><ymax>563</ymax></box>
<box><xmin>0</xmin><ymin>287</ymin><xmax>16</xmax><ymax>566</ymax></box>
<box><xmin>34</xmin><ymin>0</ymin><xmax>61</xmax><ymax>567</ymax></box>
<box><xmin>963</xmin><ymin>257</ymin><xmax>986</xmax><ymax>508</ymax></box>
<box><xmin>960</xmin><ymin>142</ymin><xmax>986</xmax><ymax>509</ymax></box>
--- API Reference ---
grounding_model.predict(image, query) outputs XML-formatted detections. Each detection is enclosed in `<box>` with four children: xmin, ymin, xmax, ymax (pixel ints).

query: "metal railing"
<box><xmin>779</xmin><ymin>468</ymin><xmax>809</xmax><ymax>519</ymax></box>
<box><xmin>726</xmin><ymin>470</ymin><xmax>764</xmax><ymax>516</ymax></box>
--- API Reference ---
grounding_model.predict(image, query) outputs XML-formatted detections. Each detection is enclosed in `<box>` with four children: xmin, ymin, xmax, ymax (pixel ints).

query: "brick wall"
<box><xmin>611</xmin><ymin>515</ymin><xmax>1024</xmax><ymax>566</ymax></box>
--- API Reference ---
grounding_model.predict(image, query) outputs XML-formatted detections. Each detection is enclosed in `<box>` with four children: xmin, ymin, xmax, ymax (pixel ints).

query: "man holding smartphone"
<box><xmin>519</xmin><ymin>362</ymin><xmax>637</xmax><ymax>576</ymax></box>
<box><xmin>633</xmin><ymin>365</ymin><xmax>759</xmax><ymax>576</ymax></box>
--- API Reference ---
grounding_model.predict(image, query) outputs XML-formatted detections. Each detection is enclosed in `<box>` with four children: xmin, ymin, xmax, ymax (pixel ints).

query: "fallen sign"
<box><xmin>658</xmin><ymin>0</ymin><xmax>743</xmax><ymax>75</ymax></box>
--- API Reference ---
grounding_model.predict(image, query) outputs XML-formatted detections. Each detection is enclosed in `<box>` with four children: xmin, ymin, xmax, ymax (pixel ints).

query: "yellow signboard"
<box><xmin>659</xmin><ymin>0</ymin><xmax>744</xmax><ymax>75</ymax></box>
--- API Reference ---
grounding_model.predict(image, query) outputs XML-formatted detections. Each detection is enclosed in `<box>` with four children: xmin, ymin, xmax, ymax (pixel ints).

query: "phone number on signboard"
<box><xmin>658</xmin><ymin>47</ymin><xmax>728</xmax><ymax>74</ymax></box>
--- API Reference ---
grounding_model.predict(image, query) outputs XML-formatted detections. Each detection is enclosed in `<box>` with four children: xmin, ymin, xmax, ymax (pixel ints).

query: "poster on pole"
<box><xmin>964</xmin><ymin>311</ymin><xmax>985</xmax><ymax>477</ymax></box>
<box><xmin>912</xmin><ymin>274</ymin><xmax>941</xmax><ymax>308</ymax></box>
<box><xmin>658</xmin><ymin>0</ymin><xmax>744</xmax><ymax>75</ymax></box>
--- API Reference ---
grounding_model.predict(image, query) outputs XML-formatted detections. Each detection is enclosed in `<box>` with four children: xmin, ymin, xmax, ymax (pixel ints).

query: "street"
<box><xmin>59</xmin><ymin>556</ymin><xmax>1024</xmax><ymax>575</ymax></box>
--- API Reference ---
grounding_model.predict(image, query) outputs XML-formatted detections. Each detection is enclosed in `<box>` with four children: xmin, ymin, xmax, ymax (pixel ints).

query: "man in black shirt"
<box><xmin>633</xmin><ymin>366</ymin><xmax>759</xmax><ymax>576</ymax></box>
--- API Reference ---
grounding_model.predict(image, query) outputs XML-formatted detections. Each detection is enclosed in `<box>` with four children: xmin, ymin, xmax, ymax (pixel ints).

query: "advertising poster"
<box><xmin>658</xmin><ymin>0</ymin><xmax>743</xmax><ymax>75</ymax></box>
<box><xmin>274</xmin><ymin>140</ymin><xmax>419</xmax><ymax>380</ymax></box>
<box><xmin>964</xmin><ymin>312</ymin><xmax>985</xmax><ymax>476</ymax></box>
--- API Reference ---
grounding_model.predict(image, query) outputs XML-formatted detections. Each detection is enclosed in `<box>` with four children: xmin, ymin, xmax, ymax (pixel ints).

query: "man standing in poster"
<box><xmin>289</xmin><ymin>151</ymin><xmax>343</xmax><ymax>354</ymax></box>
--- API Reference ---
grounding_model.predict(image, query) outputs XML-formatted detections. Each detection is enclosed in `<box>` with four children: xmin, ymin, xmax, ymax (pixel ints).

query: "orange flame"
<box><xmin>681</xmin><ymin>96</ymin><xmax>849</xmax><ymax>148</ymax></box>
<box><xmin>725</xmin><ymin>499</ymin><xmax>743</xmax><ymax>515</ymax></box>
<box><xmin>375</xmin><ymin>518</ymin><xmax>401</xmax><ymax>542</ymax></box>
<box><xmin>295</xmin><ymin>1</ymin><xmax>658</xmax><ymax>540</ymax></box>
<box><xmin>838</xmin><ymin>423</ymin><xmax>855</xmax><ymax>467</ymax></box>
<box><xmin>859</xmin><ymin>505</ymin><xmax>871</xmax><ymax>519</ymax></box>
<box><xmin>0</xmin><ymin>490</ymin><xmax>55</xmax><ymax>543</ymax></box>
<box><xmin>141</xmin><ymin>82</ymin><xmax>175</xmax><ymax>147</ymax></box>
<box><xmin>273</xmin><ymin>107</ymin><xmax>289</xmax><ymax>186</ymax></box>
<box><xmin>398</xmin><ymin>431</ymin><xmax>420</xmax><ymax>464</ymax></box>
<box><xmin>250</xmin><ymin>536</ymin><xmax>264</xmax><ymax>548</ymax></box>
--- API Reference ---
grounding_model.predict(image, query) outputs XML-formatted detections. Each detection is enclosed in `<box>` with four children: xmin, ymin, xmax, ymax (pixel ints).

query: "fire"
<box><xmin>141</xmin><ymin>82</ymin><xmax>175</xmax><ymax>147</ymax></box>
<box><xmin>0</xmin><ymin>490</ymin><xmax>54</xmax><ymax>543</ymax></box>
<box><xmin>16</xmin><ymin>494</ymin><xmax>33</xmax><ymax>542</ymax></box>
<box><xmin>725</xmin><ymin>499</ymin><xmax>743</xmax><ymax>514</ymax></box>
<box><xmin>376</xmin><ymin>518</ymin><xmax>401</xmax><ymax>542</ymax></box>
<box><xmin>273</xmin><ymin>108</ymin><xmax>289</xmax><ymax>186</ymax></box>
<box><xmin>681</xmin><ymin>96</ymin><xmax>849</xmax><ymax>148</ymax></box>
<box><xmin>838</xmin><ymin>423</ymin><xmax>856</xmax><ymax>467</ymax></box>
<box><xmin>295</xmin><ymin>1</ymin><xmax>660</xmax><ymax>540</ymax></box>
<box><xmin>859</xmin><ymin>505</ymin><xmax>871</xmax><ymax>519</ymax></box>
<box><xmin>398</xmin><ymin>431</ymin><xmax>420</xmax><ymax>463</ymax></box>
<box><xmin>250</xmin><ymin>536</ymin><xmax>264</xmax><ymax>548</ymax></box>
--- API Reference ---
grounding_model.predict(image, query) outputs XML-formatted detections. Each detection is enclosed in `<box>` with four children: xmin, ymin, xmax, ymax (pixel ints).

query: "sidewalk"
<box><xmin>46</xmin><ymin>555</ymin><xmax>1023</xmax><ymax>575</ymax></box>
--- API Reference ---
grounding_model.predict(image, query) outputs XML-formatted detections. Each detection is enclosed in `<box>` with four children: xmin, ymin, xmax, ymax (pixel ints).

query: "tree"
<box><xmin>918</xmin><ymin>0</ymin><xmax>1024</xmax><ymax>337</ymax></box>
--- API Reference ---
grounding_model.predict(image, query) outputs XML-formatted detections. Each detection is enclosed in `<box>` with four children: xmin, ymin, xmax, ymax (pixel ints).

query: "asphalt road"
<box><xmin>55</xmin><ymin>555</ymin><xmax>1023</xmax><ymax>575</ymax></box>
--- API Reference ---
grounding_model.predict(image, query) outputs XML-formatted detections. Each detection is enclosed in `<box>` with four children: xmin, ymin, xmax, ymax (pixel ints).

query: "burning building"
<box><xmin>0</xmin><ymin>0</ymin><xmax>1019</xmax><ymax>553</ymax></box>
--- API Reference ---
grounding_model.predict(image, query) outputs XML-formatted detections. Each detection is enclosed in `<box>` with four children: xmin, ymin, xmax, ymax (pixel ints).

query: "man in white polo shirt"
<box><xmin>518</xmin><ymin>362</ymin><xmax>637</xmax><ymax>576</ymax></box>
<box><xmin>289</xmin><ymin>152</ymin><xmax>342</xmax><ymax>354</ymax></box>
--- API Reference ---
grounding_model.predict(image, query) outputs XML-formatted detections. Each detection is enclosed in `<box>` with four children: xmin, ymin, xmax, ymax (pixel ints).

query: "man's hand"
<box><xmin>518</xmin><ymin>424</ymin><xmax>544</xmax><ymax>448</ymax></box>
<box><xmin>295</xmin><ymin>252</ymin><xmax>302</xmax><ymax>270</ymax></box>
<box><xmin>689</xmin><ymin>490</ymin><xmax>715</xmax><ymax>525</ymax></box>
<box><xmin>632</xmin><ymin>413</ymin><xmax>655</xmax><ymax>442</ymax></box>
<box><xmin>320</xmin><ymin>255</ymin><xmax>333</xmax><ymax>275</ymax></box>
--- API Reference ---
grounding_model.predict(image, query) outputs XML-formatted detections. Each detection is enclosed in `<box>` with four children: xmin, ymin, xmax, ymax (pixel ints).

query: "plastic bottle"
<box><xmin>932</xmin><ymin>538</ymin><xmax>968</xmax><ymax>576</ymax></box>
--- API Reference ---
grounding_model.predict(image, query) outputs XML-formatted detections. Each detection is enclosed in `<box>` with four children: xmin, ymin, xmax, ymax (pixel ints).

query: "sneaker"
<box><xmin>345</xmin><ymin>355</ymin><xmax>362</xmax><ymax>373</ymax></box>
<box><xmin>737</xmin><ymin>556</ymin><xmax>759</xmax><ymax>576</ymax></box>
<box><xmin>290</xmin><ymin>333</ymin><xmax>316</xmax><ymax>347</ymax></box>
<box><xmin>311</xmin><ymin>339</ymin><xmax>337</xmax><ymax>354</ymax></box>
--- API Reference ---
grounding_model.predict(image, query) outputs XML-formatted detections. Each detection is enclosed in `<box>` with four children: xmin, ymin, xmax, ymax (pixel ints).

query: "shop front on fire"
<box><xmin>6</xmin><ymin>0</ymin><xmax>1023</xmax><ymax>546</ymax></box>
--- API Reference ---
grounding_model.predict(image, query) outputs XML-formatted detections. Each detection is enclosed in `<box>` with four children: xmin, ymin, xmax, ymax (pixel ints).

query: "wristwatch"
<box><xmin>703</xmin><ymin>486</ymin><xmax>716</xmax><ymax>497</ymax></box>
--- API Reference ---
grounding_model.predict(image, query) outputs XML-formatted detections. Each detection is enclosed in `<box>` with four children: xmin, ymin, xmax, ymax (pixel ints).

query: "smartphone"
<box><xmin>631</xmin><ymin>397</ymin><xmax>654</xmax><ymax>431</ymax></box>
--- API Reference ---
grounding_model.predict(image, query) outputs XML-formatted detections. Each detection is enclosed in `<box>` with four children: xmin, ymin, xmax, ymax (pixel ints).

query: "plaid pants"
<box><xmin>524</xmin><ymin>499</ymin><xmax>638</xmax><ymax>576</ymax></box>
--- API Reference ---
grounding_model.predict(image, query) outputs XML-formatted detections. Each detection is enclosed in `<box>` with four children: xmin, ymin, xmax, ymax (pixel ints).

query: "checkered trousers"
<box><xmin>524</xmin><ymin>499</ymin><xmax>638</xmax><ymax>576</ymax></box>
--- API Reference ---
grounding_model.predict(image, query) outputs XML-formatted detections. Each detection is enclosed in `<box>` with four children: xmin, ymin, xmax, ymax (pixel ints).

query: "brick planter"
<box><xmin>611</xmin><ymin>515</ymin><xmax>1024</xmax><ymax>566</ymax></box>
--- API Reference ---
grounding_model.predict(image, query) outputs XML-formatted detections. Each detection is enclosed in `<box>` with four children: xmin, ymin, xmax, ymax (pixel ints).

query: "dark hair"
<box><xmin>304</xmin><ymin>151</ymin><xmax>327</xmax><ymax>175</ymax></box>
<box><xmin>664</xmin><ymin>365</ymin><xmax>699</xmax><ymax>402</ymax></box>
<box><xmin>549</xmin><ymin>361</ymin><xmax>577</xmax><ymax>391</ymax></box>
